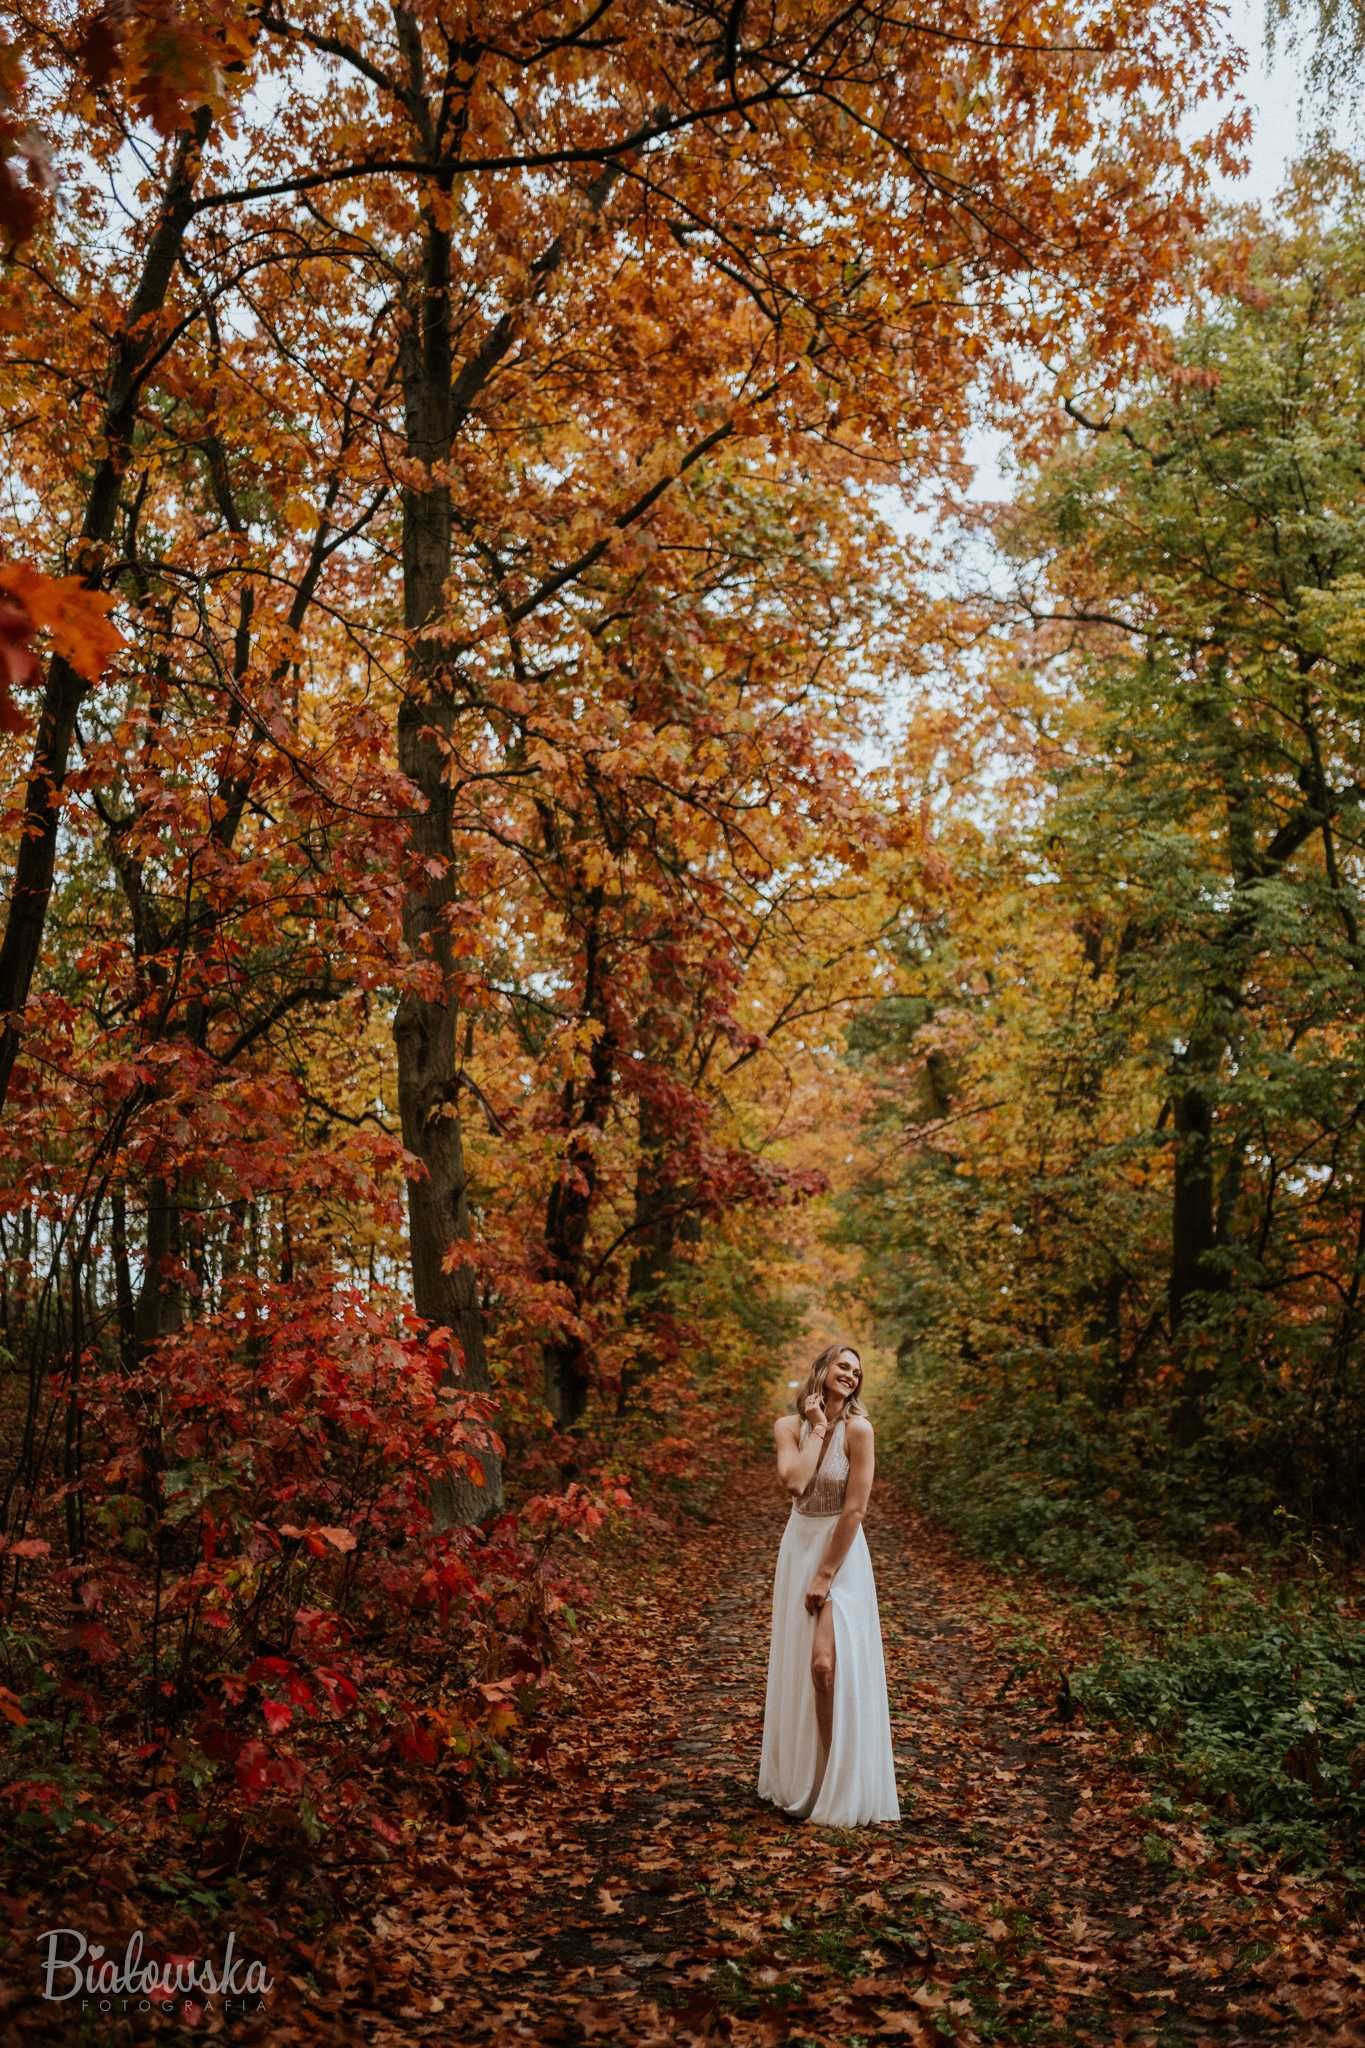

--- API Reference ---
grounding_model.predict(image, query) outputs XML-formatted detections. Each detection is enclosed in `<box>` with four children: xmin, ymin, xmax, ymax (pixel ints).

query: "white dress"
<box><xmin>757</xmin><ymin>1413</ymin><xmax>900</xmax><ymax>1826</ymax></box>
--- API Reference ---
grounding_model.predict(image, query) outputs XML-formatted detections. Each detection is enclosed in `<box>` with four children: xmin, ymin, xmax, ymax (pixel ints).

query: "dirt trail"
<box><xmin>351</xmin><ymin>1450</ymin><xmax>1362</xmax><ymax>2047</ymax></box>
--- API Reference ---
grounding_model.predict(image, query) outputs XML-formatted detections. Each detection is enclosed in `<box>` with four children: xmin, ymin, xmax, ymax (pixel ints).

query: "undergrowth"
<box><xmin>879</xmin><ymin>1376</ymin><xmax>1365</xmax><ymax>1881</ymax></box>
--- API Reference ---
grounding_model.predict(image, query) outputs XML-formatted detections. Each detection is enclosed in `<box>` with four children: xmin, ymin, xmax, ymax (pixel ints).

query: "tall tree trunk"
<box><xmin>1169</xmin><ymin>1017</ymin><xmax>1232</xmax><ymax>1445</ymax></box>
<box><xmin>1170</xmin><ymin>1074</ymin><xmax>1218</xmax><ymax>1333</ymax></box>
<box><xmin>542</xmin><ymin>903</ymin><xmax>618</xmax><ymax>1427</ymax></box>
<box><xmin>134</xmin><ymin>1176</ymin><xmax>185</xmax><ymax>1354</ymax></box>
<box><xmin>127</xmin><ymin>1172</ymin><xmax>185</xmax><ymax>1528</ymax></box>
<box><xmin>381</xmin><ymin>23</ymin><xmax>639</xmax><ymax>1475</ymax></box>
<box><xmin>618</xmin><ymin>1096</ymin><xmax>682</xmax><ymax>1415</ymax></box>
<box><xmin>393</xmin><ymin>164</ymin><xmax>501</xmax><ymax>1518</ymax></box>
<box><xmin>0</xmin><ymin>110</ymin><xmax>213</xmax><ymax>1112</ymax></box>
<box><xmin>110</xmin><ymin>1187</ymin><xmax>137</xmax><ymax>1374</ymax></box>
<box><xmin>1084</xmin><ymin>1267</ymin><xmax>1127</xmax><ymax>1408</ymax></box>
<box><xmin>541</xmin><ymin>1042</ymin><xmax>618</xmax><ymax>1428</ymax></box>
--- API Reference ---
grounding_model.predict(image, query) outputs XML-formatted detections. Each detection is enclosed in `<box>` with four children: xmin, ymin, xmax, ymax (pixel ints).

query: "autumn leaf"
<box><xmin>0</xmin><ymin>563</ymin><xmax>123</xmax><ymax>713</ymax></box>
<box><xmin>0</xmin><ymin>590</ymin><xmax>39</xmax><ymax>732</ymax></box>
<box><xmin>874</xmin><ymin>2012</ymin><xmax>929</xmax><ymax>2040</ymax></box>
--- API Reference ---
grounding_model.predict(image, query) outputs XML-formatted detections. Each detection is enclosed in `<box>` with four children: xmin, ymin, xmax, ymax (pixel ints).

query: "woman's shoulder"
<box><xmin>773</xmin><ymin>1411</ymin><xmax>801</xmax><ymax>1437</ymax></box>
<box><xmin>845</xmin><ymin>1412</ymin><xmax>874</xmax><ymax>1442</ymax></box>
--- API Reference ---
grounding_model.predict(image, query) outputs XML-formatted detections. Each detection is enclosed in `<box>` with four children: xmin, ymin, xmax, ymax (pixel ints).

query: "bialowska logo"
<box><xmin>38</xmin><ymin>1927</ymin><xmax>272</xmax><ymax>2015</ymax></box>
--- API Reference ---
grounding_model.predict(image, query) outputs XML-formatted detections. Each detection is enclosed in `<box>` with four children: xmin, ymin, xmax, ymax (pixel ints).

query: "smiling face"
<box><xmin>824</xmin><ymin>1348</ymin><xmax>862</xmax><ymax>1404</ymax></box>
<box><xmin>796</xmin><ymin>1342</ymin><xmax>865</xmax><ymax>1425</ymax></box>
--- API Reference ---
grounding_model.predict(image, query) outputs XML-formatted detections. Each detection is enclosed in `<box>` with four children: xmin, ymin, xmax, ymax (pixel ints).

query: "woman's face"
<box><xmin>826</xmin><ymin>1350</ymin><xmax>861</xmax><ymax>1402</ymax></box>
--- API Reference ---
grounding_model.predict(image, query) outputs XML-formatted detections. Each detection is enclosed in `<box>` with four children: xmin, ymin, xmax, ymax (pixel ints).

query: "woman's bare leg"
<box><xmin>810</xmin><ymin>1598</ymin><xmax>836</xmax><ymax>1769</ymax></box>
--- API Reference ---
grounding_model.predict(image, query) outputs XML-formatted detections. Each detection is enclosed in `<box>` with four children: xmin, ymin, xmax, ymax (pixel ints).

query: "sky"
<box><xmin>1216</xmin><ymin>0</ymin><xmax>1307</xmax><ymax>204</ymax></box>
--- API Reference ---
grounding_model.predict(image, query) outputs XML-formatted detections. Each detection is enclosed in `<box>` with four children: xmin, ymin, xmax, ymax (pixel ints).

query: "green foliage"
<box><xmin>846</xmin><ymin>170</ymin><xmax>1365</xmax><ymax>1564</ymax></box>
<box><xmin>873</xmin><ymin>1366</ymin><xmax>1365</xmax><ymax>1872</ymax></box>
<box><xmin>683</xmin><ymin>1227</ymin><xmax>808</xmax><ymax>1431</ymax></box>
<box><xmin>1073</xmin><ymin>1596</ymin><xmax>1365</xmax><ymax>1872</ymax></box>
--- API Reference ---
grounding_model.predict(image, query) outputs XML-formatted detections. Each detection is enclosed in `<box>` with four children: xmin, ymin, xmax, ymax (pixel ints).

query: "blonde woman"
<box><xmin>757</xmin><ymin>1343</ymin><xmax>899</xmax><ymax>1825</ymax></box>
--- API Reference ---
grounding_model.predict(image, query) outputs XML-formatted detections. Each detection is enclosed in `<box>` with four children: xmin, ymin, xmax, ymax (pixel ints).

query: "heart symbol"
<box><xmin>88</xmin><ymin>1946</ymin><xmax>104</xmax><ymax>1960</ymax></box>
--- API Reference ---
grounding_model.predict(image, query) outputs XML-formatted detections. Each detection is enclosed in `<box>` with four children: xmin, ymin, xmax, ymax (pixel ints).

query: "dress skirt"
<box><xmin>757</xmin><ymin>1504</ymin><xmax>900</xmax><ymax>1826</ymax></box>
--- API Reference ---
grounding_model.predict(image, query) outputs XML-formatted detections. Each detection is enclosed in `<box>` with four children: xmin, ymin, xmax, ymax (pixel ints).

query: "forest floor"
<box><xmin>317</xmin><ymin>1441</ymin><xmax>1365</xmax><ymax>2048</ymax></box>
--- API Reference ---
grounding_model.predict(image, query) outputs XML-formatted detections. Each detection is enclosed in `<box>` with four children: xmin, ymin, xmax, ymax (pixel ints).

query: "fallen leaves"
<box><xmin>275</xmin><ymin>1446</ymin><xmax>1364</xmax><ymax>2045</ymax></box>
<box><xmin>2</xmin><ymin>1439</ymin><xmax>1358</xmax><ymax>2044</ymax></box>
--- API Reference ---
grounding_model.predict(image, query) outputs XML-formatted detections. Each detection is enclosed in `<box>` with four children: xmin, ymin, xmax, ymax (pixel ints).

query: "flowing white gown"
<box><xmin>757</xmin><ymin>1413</ymin><xmax>901</xmax><ymax>1826</ymax></box>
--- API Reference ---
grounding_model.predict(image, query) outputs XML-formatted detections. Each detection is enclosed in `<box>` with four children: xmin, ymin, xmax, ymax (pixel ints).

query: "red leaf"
<box><xmin>0</xmin><ymin>593</ymin><xmax>39</xmax><ymax>732</ymax></box>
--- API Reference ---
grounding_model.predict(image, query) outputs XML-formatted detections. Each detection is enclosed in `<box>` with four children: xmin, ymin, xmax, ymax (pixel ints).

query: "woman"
<box><xmin>757</xmin><ymin>1343</ymin><xmax>900</xmax><ymax>1826</ymax></box>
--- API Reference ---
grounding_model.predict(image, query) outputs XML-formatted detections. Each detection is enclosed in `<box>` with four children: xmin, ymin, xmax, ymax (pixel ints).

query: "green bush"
<box><xmin>879</xmin><ymin>1373</ymin><xmax>1365</xmax><ymax>1873</ymax></box>
<box><xmin>1074</xmin><ymin>1595</ymin><xmax>1365</xmax><ymax>1873</ymax></box>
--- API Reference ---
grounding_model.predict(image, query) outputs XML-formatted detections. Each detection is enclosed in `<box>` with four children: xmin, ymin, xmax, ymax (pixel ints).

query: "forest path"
<box><xmin>354</xmin><ymin>1447</ymin><xmax>1360</xmax><ymax>2048</ymax></box>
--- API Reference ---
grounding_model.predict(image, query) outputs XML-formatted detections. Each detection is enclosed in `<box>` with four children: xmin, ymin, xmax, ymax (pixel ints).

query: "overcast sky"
<box><xmin>1212</xmin><ymin>0</ymin><xmax>1315</xmax><ymax>202</ymax></box>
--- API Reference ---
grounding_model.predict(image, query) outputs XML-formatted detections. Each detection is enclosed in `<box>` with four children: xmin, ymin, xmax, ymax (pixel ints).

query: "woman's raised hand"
<box><xmin>802</xmin><ymin>1391</ymin><xmax>828</xmax><ymax>1433</ymax></box>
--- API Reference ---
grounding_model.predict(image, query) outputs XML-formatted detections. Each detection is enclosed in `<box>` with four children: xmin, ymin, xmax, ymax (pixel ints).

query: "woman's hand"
<box><xmin>802</xmin><ymin>1392</ymin><xmax>828</xmax><ymax>1434</ymax></box>
<box><xmin>804</xmin><ymin>1571</ymin><xmax>832</xmax><ymax>1614</ymax></box>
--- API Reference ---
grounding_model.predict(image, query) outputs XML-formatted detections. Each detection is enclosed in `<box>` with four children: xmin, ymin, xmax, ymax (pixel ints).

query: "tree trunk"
<box><xmin>393</xmin><ymin>178</ymin><xmax>501</xmax><ymax>1519</ymax></box>
<box><xmin>1170</xmin><ymin>1075</ymin><xmax>1218</xmax><ymax>1332</ymax></box>
<box><xmin>618</xmin><ymin>1096</ymin><xmax>682</xmax><ymax>1415</ymax></box>
<box><xmin>541</xmin><ymin>932</ymin><xmax>618</xmax><ymax>1428</ymax></box>
<box><xmin>0</xmin><ymin>110</ymin><xmax>213</xmax><ymax>1112</ymax></box>
<box><xmin>134</xmin><ymin>1177</ymin><xmax>185</xmax><ymax>1353</ymax></box>
<box><xmin>1169</xmin><ymin>1018</ymin><xmax>1231</xmax><ymax>1444</ymax></box>
<box><xmin>1084</xmin><ymin>1267</ymin><xmax>1127</xmax><ymax>1408</ymax></box>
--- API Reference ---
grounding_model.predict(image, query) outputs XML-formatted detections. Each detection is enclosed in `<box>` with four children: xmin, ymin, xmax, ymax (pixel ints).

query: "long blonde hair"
<box><xmin>792</xmin><ymin>1342</ymin><xmax>867</xmax><ymax>1422</ymax></box>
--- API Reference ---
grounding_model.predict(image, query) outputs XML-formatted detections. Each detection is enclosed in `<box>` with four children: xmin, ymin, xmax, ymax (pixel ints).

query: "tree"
<box><xmin>847</xmin><ymin>165</ymin><xmax>1365</xmax><ymax>1522</ymax></box>
<box><xmin>185</xmin><ymin>0</ymin><xmax>1240</xmax><ymax>1475</ymax></box>
<box><xmin>1268</xmin><ymin>0</ymin><xmax>1365</xmax><ymax>121</ymax></box>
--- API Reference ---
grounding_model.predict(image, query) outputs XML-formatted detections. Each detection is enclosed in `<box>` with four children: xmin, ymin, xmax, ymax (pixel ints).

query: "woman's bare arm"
<box><xmin>808</xmin><ymin>1417</ymin><xmax>874</xmax><ymax>1598</ymax></box>
<box><xmin>774</xmin><ymin>1408</ymin><xmax>828</xmax><ymax>1498</ymax></box>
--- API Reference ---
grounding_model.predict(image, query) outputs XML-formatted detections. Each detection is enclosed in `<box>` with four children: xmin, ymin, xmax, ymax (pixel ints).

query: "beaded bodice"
<box><xmin>795</xmin><ymin>1413</ymin><xmax>849</xmax><ymax>1517</ymax></box>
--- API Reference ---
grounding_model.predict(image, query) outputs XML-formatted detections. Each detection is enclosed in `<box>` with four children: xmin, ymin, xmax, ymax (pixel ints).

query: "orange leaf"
<box><xmin>0</xmin><ymin>563</ymin><xmax>123</xmax><ymax>685</ymax></box>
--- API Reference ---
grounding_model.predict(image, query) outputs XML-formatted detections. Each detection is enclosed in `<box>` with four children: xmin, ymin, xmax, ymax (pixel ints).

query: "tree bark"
<box><xmin>0</xmin><ymin>110</ymin><xmax>214</xmax><ymax>1112</ymax></box>
<box><xmin>393</xmin><ymin>154</ymin><xmax>501</xmax><ymax>1517</ymax></box>
<box><xmin>1169</xmin><ymin>1068</ymin><xmax>1220</xmax><ymax>1334</ymax></box>
<box><xmin>384</xmin><ymin>17</ymin><xmax>635</xmax><ymax>1509</ymax></box>
<box><xmin>617</xmin><ymin>1095</ymin><xmax>683</xmax><ymax>1415</ymax></box>
<box><xmin>541</xmin><ymin>904</ymin><xmax>618</xmax><ymax>1428</ymax></box>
